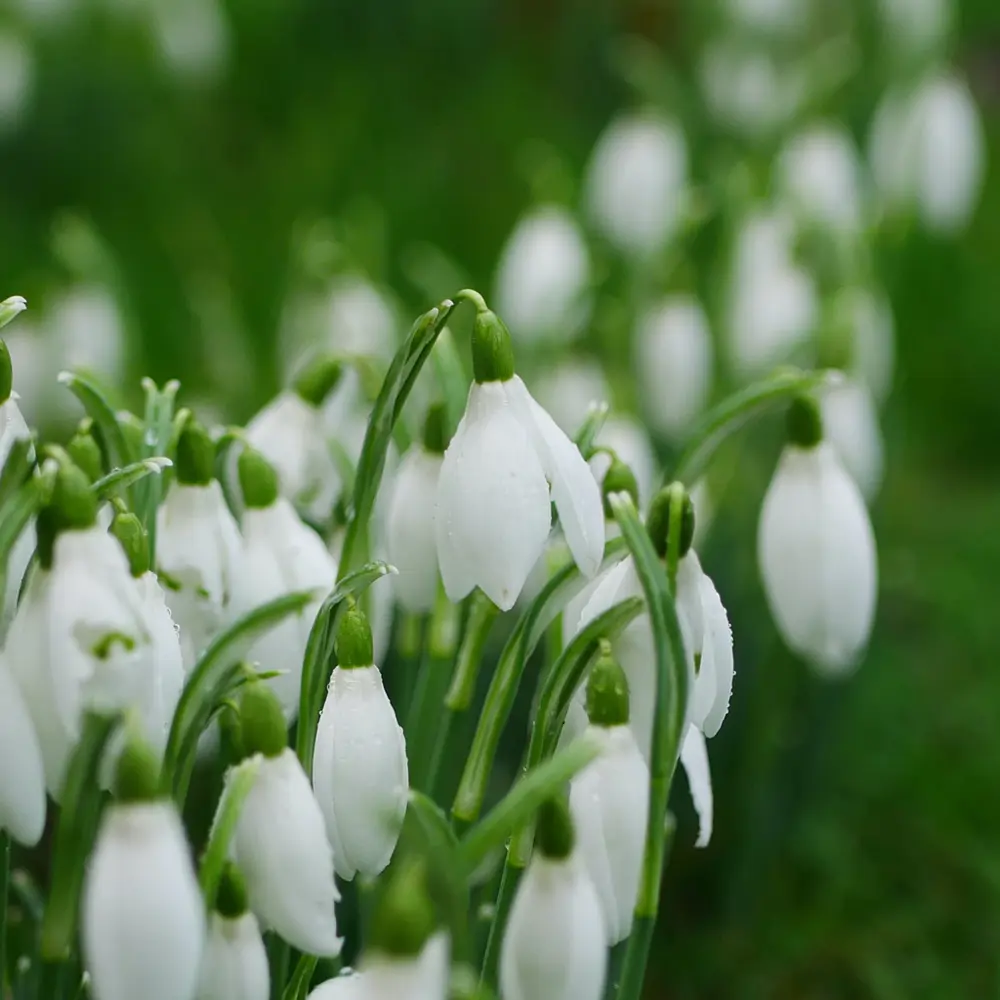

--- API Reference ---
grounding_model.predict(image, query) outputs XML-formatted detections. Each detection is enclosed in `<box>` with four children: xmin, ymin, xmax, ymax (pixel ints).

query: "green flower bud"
<box><xmin>175</xmin><ymin>420</ymin><xmax>215</xmax><ymax>486</ymax></box>
<box><xmin>471</xmin><ymin>309</ymin><xmax>515</xmax><ymax>384</ymax></box>
<box><xmin>47</xmin><ymin>461</ymin><xmax>99</xmax><ymax>532</ymax></box>
<box><xmin>335</xmin><ymin>603</ymin><xmax>374</xmax><ymax>669</ymax></box>
<box><xmin>0</xmin><ymin>295</ymin><xmax>27</xmax><ymax>332</ymax></box>
<box><xmin>0</xmin><ymin>340</ymin><xmax>12</xmax><ymax>405</ymax></box>
<box><xmin>585</xmin><ymin>647</ymin><xmax>630</xmax><ymax>727</ymax></box>
<box><xmin>535</xmin><ymin>795</ymin><xmax>575</xmax><ymax>861</ymax></box>
<box><xmin>601</xmin><ymin>455</ymin><xmax>639</xmax><ymax>521</ymax></box>
<box><xmin>422</xmin><ymin>402</ymin><xmax>450</xmax><ymax>455</ymax></box>
<box><xmin>67</xmin><ymin>421</ymin><xmax>105</xmax><ymax>484</ymax></box>
<box><xmin>646</xmin><ymin>485</ymin><xmax>695</xmax><ymax>560</ymax></box>
<box><xmin>114</xmin><ymin>733</ymin><xmax>162</xmax><ymax>804</ymax></box>
<box><xmin>368</xmin><ymin>861</ymin><xmax>436</xmax><ymax>958</ymax></box>
<box><xmin>110</xmin><ymin>511</ymin><xmax>150</xmax><ymax>578</ymax></box>
<box><xmin>293</xmin><ymin>356</ymin><xmax>344</xmax><ymax>407</ymax></box>
<box><xmin>238</xmin><ymin>447</ymin><xmax>279</xmax><ymax>510</ymax></box>
<box><xmin>214</xmin><ymin>861</ymin><xmax>249</xmax><ymax>919</ymax></box>
<box><xmin>786</xmin><ymin>395</ymin><xmax>823</xmax><ymax>449</ymax></box>
<box><xmin>239</xmin><ymin>682</ymin><xmax>288</xmax><ymax>758</ymax></box>
<box><xmin>118</xmin><ymin>410</ymin><xmax>145</xmax><ymax>458</ymax></box>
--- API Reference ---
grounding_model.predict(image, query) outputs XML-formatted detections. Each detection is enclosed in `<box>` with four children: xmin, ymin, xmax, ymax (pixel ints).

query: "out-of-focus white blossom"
<box><xmin>532</xmin><ymin>360</ymin><xmax>609</xmax><ymax>437</ymax></box>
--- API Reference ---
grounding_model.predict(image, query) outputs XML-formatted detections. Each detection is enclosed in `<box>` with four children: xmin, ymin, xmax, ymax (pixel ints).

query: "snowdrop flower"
<box><xmin>245</xmin><ymin>357</ymin><xmax>346</xmax><ymax>521</ymax></box>
<box><xmin>435</xmin><ymin>305</ymin><xmax>604</xmax><ymax>611</ymax></box>
<box><xmin>325</xmin><ymin>277</ymin><xmax>398</xmax><ymax>360</ymax></box>
<box><xmin>776</xmin><ymin>124</ymin><xmax>867</xmax><ymax>235</ymax></box>
<box><xmin>157</xmin><ymin>420</ymin><xmax>242</xmax><ymax>671</ymax></box>
<box><xmin>0</xmin><ymin>653</ymin><xmax>46</xmax><ymax>846</ymax></box>
<box><xmin>66</xmin><ymin>420</ymin><xmax>115</xmax><ymax>530</ymax></box>
<box><xmin>307</xmin><ymin>972</ymin><xmax>363</xmax><ymax>1000</ymax></box>
<box><xmin>569</xmin><ymin>651</ymin><xmax>648</xmax><ymax>944</ymax></box>
<box><xmin>500</xmin><ymin>797</ymin><xmax>606</xmax><ymax>1000</ymax></box>
<box><xmin>228</xmin><ymin>683</ymin><xmax>341</xmax><ymax>956</ymax></box>
<box><xmin>494</xmin><ymin>205</ymin><xmax>590</xmax><ymax>344</ymax></box>
<box><xmin>0</xmin><ymin>294</ymin><xmax>27</xmax><ymax>329</ymax></box>
<box><xmin>386</xmin><ymin>406</ymin><xmax>448</xmax><ymax>613</ymax></box>
<box><xmin>197</xmin><ymin>863</ymin><xmax>269</xmax><ymax>1000</ymax></box>
<box><xmin>50</xmin><ymin>284</ymin><xmax>126</xmax><ymax>387</ymax></box>
<box><xmin>7</xmin><ymin>462</ymin><xmax>152</xmax><ymax>796</ymax></box>
<box><xmin>758</xmin><ymin>396</ymin><xmax>878</xmax><ymax>673</ymax></box>
<box><xmin>634</xmin><ymin>295</ymin><xmax>714</xmax><ymax>440</ymax></box>
<box><xmin>584</xmin><ymin>112</ymin><xmax>687</xmax><ymax>256</ymax></box>
<box><xmin>228</xmin><ymin>448</ymin><xmax>336</xmax><ymax>717</ymax></box>
<box><xmin>313</xmin><ymin>606</ymin><xmax>408</xmax><ymax>881</ymax></box>
<box><xmin>869</xmin><ymin>73</ymin><xmax>985</xmax><ymax>234</ymax></box>
<box><xmin>821</xmin><ymin>378</ymin><xmax>884</xmax><ymax>500</ymax></box>
<box><xmin>83</xmin><ymin>736</ymin><xmax>205</xmax><ymax>1000</ymax></box>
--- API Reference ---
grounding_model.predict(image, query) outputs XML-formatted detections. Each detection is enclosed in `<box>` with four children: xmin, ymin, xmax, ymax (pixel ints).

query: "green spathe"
<box><xmin>115</xmin><ymin>735</ymin><xmax>162</xmax><ymax>803</ymax></box>
<box><xmin>238</xmin><ymin>447</ymin><xmax>279</xmax><ymax>509</ymax></box>
<box><xmin>422</xmin><ymin>402</ymin><xmax>450</xmax><ymax>455</ymax></box>
<box><xmin>471</xmin><ymin>309</ymin><xmax>515</xmax><ymax>384</ymax></box>
<box><xmin>535</xmin><ymin>795</ymin><xmax>575</xmax><ymax>861</ymax></box>
<box><xmin>240</xmin><ymin>683</ymin><xmax>288</xmax><ymax>759</ymax></box>
<box><xmin>368</xmin><ymin>861</ymin><xmax>436</xmax><ymax>958</ymax></box>
<box><xmin>110</xmin><ymin>511</ymin><xmax>150</xmax><ymax>578</ymax></box>
<box><xmin>293</xmin><ymin>356</ymin><xmax>344</xmax><ymax>407</ymax></box>
<box><xmin>786</xmin><ymin>394</ymin><xmax>823</xmax><ymax>449</ymax></box>
<box><xmin>601</xmin><ymin>455</ymin><xmax>639</xmax><ymax>520</ymax></box>
<box><xmin>646</xmin><ymin>485</ymin><xmax>694</xmax><ymax>559</ymax></box>
<box><xmin>215</xmin><ymin>861</ymin><xmax>249</xmax><ymax>919</ymax></box>
<box><xmin>67</xmin><ymin>421</ymin><xmax>105</xmax><ymax>484</ymax></box>
<box><xmin>175</xmin><ymin>420</ymin><xmax>216</xmax><ymax>486</ymax></box>
<box><xmin>586</xmin><ymin>647</ymin><xmax>630</xmax><ymax>727</ymax></box>
<box><xmin>335</xmin><ymin>603</ymin><xmax>374</xmax><ymax>669</ymax></box>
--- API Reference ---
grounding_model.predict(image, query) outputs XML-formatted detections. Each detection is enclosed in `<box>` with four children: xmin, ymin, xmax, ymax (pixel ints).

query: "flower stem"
<box><xmin>199</xmin><ymin>758</ymin><xmax>260</xmax><ymax>907</ymax></box>
<box><xmin>479</xmin><ymin>857</ymin><xmax>523</xmax><ymax>990</ymax></box>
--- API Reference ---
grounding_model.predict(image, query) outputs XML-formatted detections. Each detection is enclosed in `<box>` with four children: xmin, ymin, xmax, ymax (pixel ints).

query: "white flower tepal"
<box><xmin>197</xmin><ymin>911</ymin><xmax>270</xmax><ymax>1000</ymax></box>
<box><xmin>0</xmin><ymin>655</ymin><xmax>46</xmax><ymax>845</ymax></box>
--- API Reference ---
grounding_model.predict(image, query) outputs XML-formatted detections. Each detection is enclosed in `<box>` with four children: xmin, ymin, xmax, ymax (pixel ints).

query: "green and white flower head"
<box><xmin>83</xmin><ymin>734</ymin><xmax>205</xmax><ymax>1000</ymax></box>
<box><xmin>7</xmin><ymin>460</ymin><xmax>153</xmax><ymax>797</ymax></box>
<box><xmin>569</xmin><ymin>650</ymin><xmax>649</xmax><ymax>944</ymax></box>
<box><xmin>244</xmin><ymin>355</ymin><xmax>345</xmax><ymax>520</ymax></box>
<box><xmin>493</xmin><ymin>205</ymin><xmax>590</xmax><ymax>344</ymax></box>
<box><xmin>228</xmin><ymin>447</ymin><xmax>337</xmax><ymax>717</ymax></box>
<box><xmin>312</xmin><ymin>604</ymin><xmax>408</xmax><ymax>880</ymax></box>
<box><xmin>197</xmin><ymin>862</ymin><xmax>270</xmax><ymax>1000</ymax></box>
<box><xmin>500</xmin><ymin>796</ymin><xmax>607</xmax><ymax>1000</ymax></box>
<box><xmin>386</xmin><ymin>405</ymin><xmax>448</xmax><ymax>613</ymax></box>
<box><xmin>592</xmin><ymin>416</ymin><xmax>657</xmax><ymax>509</ymax></box>
<box><xmin>435</xmin><ymin>304</ymin><xmax>605</xmax><ymax>611</ymax></box>
<box><xmin>157</xmin><ymin>418</ymin><xmax>243</xmax><ymax>671</ymax></box>
<box><xmin>584</xmin><ymin>111</ymin><xmax>688</xmax><ymax>257</ymax></box>
<box><xmin>228</xmin><ymin>683</ymin><xmax>342</xmax><ymax>956</ymax></box>
<box><xmin>0</xmin><ymin>650</ymin><xmax>46</xmax><ymax>845</ymax></box>
<box><xmin>758</xmin><ymin>396</ymin><xmax>878</xmax><ymax>673</ymax></box>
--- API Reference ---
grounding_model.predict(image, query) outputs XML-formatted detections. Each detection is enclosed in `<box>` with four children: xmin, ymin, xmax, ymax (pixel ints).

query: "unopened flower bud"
<box><xmin>293</xmin><ymin>356</ymin><xmax>344</xmax><ymax>408</ymax></box>
<box><xmin>600</xmin><ymin>455</ymin><xmax>639</xmax><ymax>520</ymax></box>
<box><xmin>368</xmin><ymin>862</ymin><xmax>436</xmax><ymax>959</ymax></box>
<box><xmin>646</xmin><ymin>485</ymin><xmax>695</xmax><ymax>559</ymax></box>
<box><xmin>786</xmin><ymin>395</ymin><xmax>823</xmax><ymax>449</ymax></box>
<box><xmin>471</xmin><ymin>308</ymin><xmax>516</xmax><ymax>384</ymax></box>
<box><xmin>175</xmin><ymin>420</ymin><xmax>216</xmax><ymax>486</ymax></box>
<box><xmin>239</xmin><ymin>683</ymin><xmax>287</xmax><ymax>759</ymax></box>
<box><xmin>535</xmin><ymin>796</ymin><xmax>575</xmax><ymax>860</ymax></box>
<box><xmin>37</xmin><ymin>461</ymin><xmax>100</xmax><ymax>565</ymax></box>
<box><xmin>114</xmin><ymin>733</ymin><xmax>162</xmax><ymax>804</ymax></box>
<box><xmin>67</xmin><ymin>420</ymin><xmax>105</xmax><ymax>484</ymax></box>
<box><xmin>238</xmin><ymin>447</ymin><xmax>279</xmax><ymax>510</ymax></box>
<box><xmin>215</xmin><ymin>861</ymin><xmax>249</xmax><ymax>919</ymax></box>
<box><xmin>111</xmin><ymin>511</ymin><xmax>150</xmax><ymax>578</ymax></box>
<box><xmin>585</xmin><ymin>648</ymin><xmax>630</xmax><ymax>727</ymax></box>
<box><xmin>334</xmin><ymin>603</ymin><xmax>374</xmax><ymax>669</ymax></box>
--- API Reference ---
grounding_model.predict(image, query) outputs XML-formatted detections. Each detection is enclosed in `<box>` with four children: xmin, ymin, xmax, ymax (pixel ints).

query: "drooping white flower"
<box><xmin>493</xmin><ymin>205</ymin><xmax>590</xmax><ymax>344</ymax></box>
<box><xmin>50</xmin><ymin>284</ymin><xmax>126</xmax><ymax>388</ymax></box>
<box><xmin>634</xmin><ymin>296</ymin><xmax>714</xmax><ymax>440</ymax></box>
<box><xmin>307</xmin><ymin>971</ymin><xmax>363</xmax><ymax>1000</ymax></box>
<box><xmin>313</xmin><ymin>606</ymin><xmax>408</xmax><ymax>881</ymax></box>
<box><xmin>500</xmin><ymin>798</ymin><xmax>606</xmax><ymax>1000</ymax></box>
<box><xmin>584</xmin><ymin>112</ymin><xmax>687</xmax><ymax>256</ymax></box>
<box><xmin>0</xmin><ymin>655</ymin><xmax>46</xmax><ymax>846</ymax></box>
<box><xmin>821</xmin><ymin>378</ymin><xmax>884</xmax><ymax>500</ymax></box>
<box><xmin>325</xmin><ymin>277</ymin><xmax>398</xmax><ymax>360</ymax></box>
<box><xmin>228</xmin><ymin>686</ymin><xmax>341</xmax><ymax>957</ymax></box>
<box><xmin>351</xmin><ymin>932</ymin><xmax>450</xmax><ymax>1000</ymax></box>
<box><xmin>83</xmin><ymin>754</ymin><xmax>204</xmax><ymax>1000</ymax></box>
<box><xmin>228</xmin><ymin>449</ymin><xmax>336</xmax><ymax>717</ymax></box>
<box><xmin>435</xmin><ymin>309</ymin><xmax>604</xmax><ymax>611</ymax></box>
<box><xmin>532</xmin><ymin>360</ymin><xmax>609</xmax><ymax>437</ymax></box>
<box><xmin>758</xmin><ymin>398</ymin><xmax>878</xmax><ymax>673</ymax></box>
<box><xmin>869</xmin><ymin>73</ymin><xmax>985</xmax><ymax>234</ymax></box>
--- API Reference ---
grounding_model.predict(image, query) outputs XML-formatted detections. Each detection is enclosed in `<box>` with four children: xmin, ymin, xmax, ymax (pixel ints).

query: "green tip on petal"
<box><xmin>335</xmin><ymin>602</ymin><xmax>374</xmax><ymax>669</ymax></box>
<box><xmin>471</xmin><ymin>308</ymin><xmax>515</xmax><ymax>384</ymax></box>
<box><xmin>535</xmin><ymin>795</ymin><xmax>575</xmax><ymax>861</ymax></box>
<box><xmin>422</xmin><ymin>402</ymin><xmax>450</xmax><ymax>455</ymax></box>
<box><xmin>293</xmin><ymin>356</ymin><xmax>344</xmax><ymax>407</ymax></box>
<box><xmin>175</xmin><ymin>420</ymin><xmax>215</xmax><ymax>486</ymax></box>
<box><xmin>786</xmin><ymin>395</ymin><xmax>823</xmax><ymax>449</ymax></box>
<box><xmin>110</xmin><ymin>511</ymin><xmax>150</xmax><ymax>578</ymax></box>
<box><xmin>0</xmin><ymin>340</ymin><xmax>12</xmax><ymax>405</ymax></box>
<box><xmin>239</xmin><ymin>682</ymin><xmax>288</xmax><ymax>759</ymax></box>
<box><xmin>586</xmin><ymin>647</ymin><xmax>630</xmax><ymax>727</ymax></box>
<box><xmin>646</xmin><ymin>484</ymin><xmax>695</xmax><ymax>559</ymax></box>
<box><xmin>238</xmin><ymin>447</ymin><xmax>279</xmax><ymax>509</ymax></box>
<box><xmin>67</xmin><ymin>421</ymin><xmax>105</xmax><ymax>484</ymax></box>
<box><xmin>215</xmin><ymin>861</ymin><xmax>249</xmax><ymax>919</ymax></box>
<box><xmin>368</xmin><ymin>860</ymin><xmax>436</xmax><ymax>958</ymax></box>
<box><xmin>601</xmin><ymin>455</ymin><xmax>639</xmax><ymax>520</ymax></box>
<box><xmin>114</xmin><ymin>734</ymin><xmax>162</xmax><ymax>804</ymax></box>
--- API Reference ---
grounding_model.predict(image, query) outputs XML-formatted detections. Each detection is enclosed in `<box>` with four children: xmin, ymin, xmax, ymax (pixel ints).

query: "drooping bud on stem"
<box><xmin>646</xmin><ymin>484</ymin><xmax>695</xmax><ymax>559</ymax></box>
<box><xmin>535</xmin><ymin>795</ymin><xmax>575</xmax><ymax>861</ymax></box>
<box><xmin>214</xmin><ymin>861</ymin><xmax>249</xmax><ymax>919</ymax></box>
<box><xmin>238</xmin><ymin>447</ymin><xmax>279</xmax><ymax>510</ymax></box>
<box><xmin>585</xmin><ymin>645</ymin><xmax>630</xmax><ymax>727</ymax></box>
<box><xmin>786</xmin><ymin>394</ymin><xmax>823</xmax><ymax>449</ymax></box>
<box><xmin>601</xmin><ymin>453</ymin><xmax>639</xmax><ymax>520</ymax></box>
<box><xmin>110</xmin><ymin>510</ymin><xmax>150</xmax><ymax>578</ymax></box>
<box><xmin>368</xmin><ymin>860</ymin><xmax>436</xmax><ymax>958</ymax></box>
<box><xmin>37</xmin><ymin>460</ymin><xmax>100</xmax><ymax>567</ymax></box>
<box><xmin>67</xmin><ymin>420</ymin><xmax>105</xmax><ymax>484</ymax></box>
<box><xmin>174</xmin><ymin>420</ymin><xmax>215</xmax><ymax>487</ymax></box>
<box><xmin>293</xmin><ymin>356</ymin><xmax>344</xmax><ymax>408</ymax></box>
<box><xmin>471</xmin><ymin>307</ymin><xmax>515</xmax><ymax>384</ymax></box>
<box><xmin>334</xmin><ymin>602</ymin><xmax>374</xmax><ymax>669</ymax></box>
<box><xmin>239</xmin><ymin>682</ymin><xmax>287</xmax><ymax>759</ymax></box>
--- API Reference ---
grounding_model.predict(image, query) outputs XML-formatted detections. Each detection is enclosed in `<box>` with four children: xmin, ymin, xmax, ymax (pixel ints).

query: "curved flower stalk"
<box><xmin>0</xmin><ymin>652</ymin><xmax>46</xmax><ymax>845</ymax></box>
<box><xmin>83</xmin><ymin>735</ymin><xmax>205</xmax><ymax>1000</ymax></box>
<box><xmin>228</xmin><ymin>448</ymin><xmax>336</xmax><ymax>717</ymax></box>
<box><xmin>7</xmin><ymin>462</ymin><xmax>153</xmax><ymax>797</ymax></box>
<box><xmin>499</xmin><ymin>797</ymin><xmax>606</xmax><ymax>1000</ymax></box>
<box><xmin>758</xmin><ymin>396</ymin><xmax>877</xmax><ymax>674</ymax></box>
<box><xmin>227</xmin><ymin>683</ymin><xmax>341</xmax><ymax>956</ymax></box>
<box><xmin>435</xmin><ymin>303</ymin><xmax>604</xmax><ymax>610</ymax></box>
<box><xmin>312</xmin><ymin>605</ymin><xmax>408</xmax><ymax>881</ymax></box>
<box><xmin>157</xmin><ymin>419</ymin><xmax>242</xmax><ymax>672</ymax></box>
<box><xmin>493</xmin><ymin>205</ymin><xmax>590</xmax><ymax>344</ymax></box>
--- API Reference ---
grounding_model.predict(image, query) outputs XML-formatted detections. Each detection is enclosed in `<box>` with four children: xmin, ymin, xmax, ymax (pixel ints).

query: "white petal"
<box><xmin>313</xmin><ymin>666</ymin><xmax>408</xmax><ymax>881</ymax></box>
<box><xmin>435</xmin><ymin>382</ymin><xmax>550</xmax><ymax>610</ymax></box>
<box><xmin>0</xmin><ymin>656</ymin><xmax>46</xmax><ymax>845</ymax></box>
<box><xmin>386</xmin><ymin>449</ymin><xmax>443</xmax><ymax>613</ymax></box>
<box><xmin>679</xmin><ymin>726</ymin><xmax>714</xmax><ymax>848</ymax></box>
<box><xmin>83</xmin><ymin>803</ymin><xmax>205</xmax><ymax>1000</ymax></box>
<box><xmin>197</xmin><ymin>912</ymin><xmax>270</xmax><ymax>1000</ymax></box>
<box><xmin>696</xmin><ymin>571</ymin><xmax>734</xmax><ymax>739</ymax></box>
<box><xmin>307</xmin><ymin>971</ymin><xmax>364</xmax><ymax>1000</ymax></box>
<box><xmin>758</xmin><ymin>443</ymin><xmax>877</xmax><ymax>672</ymax></box>
<box><xmin>499</xmin><ymin>855</ymin><xmax>607</xmax><ymax>1000</ymax></box>
<box><xmin>570</xmin><ymin>726</ymin><xmax>649</xmax><ymax>943</ymax></box>
<box><xmin>230</xmin><ymin>750</ymin><xmax>341</xmax><ymax>955</ymax></box>
<box><xmin>821</xmin><ymin>378</ymin><xmax>884</xmax><ymax>500</ymax></box>
<box><xmin>505</xmin><ymin>376</ymin><xmax>605</xmax><ymax>579</ymax></box>
<box><xmin>359</xmin><ymin>932</ymin><xmax>450</xmax><ymax>1000</ymax></box>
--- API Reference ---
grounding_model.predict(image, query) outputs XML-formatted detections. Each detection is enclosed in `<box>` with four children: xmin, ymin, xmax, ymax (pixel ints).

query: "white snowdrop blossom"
<box><xmin>0</xmin><ymin>655</ymin><xmax>46</xmax><ymax>845</ymax></box>
<box><xmin>821</xmin><ymin>378</ymin><xmax>885</xmax><ymax>500</ymax></box>
<box><xmin>325</xmin><ymin>277</ymin><xmax>398</xmax><ymax>359</ymax></box>
<box><xmin>493</xmin><ymin>205</ymin><xmax>590</xmax><ymax>344</ymax></box>
<box><xmin>634</xmin><ymin>296</ymin><xmax>714</xmax><ymax>440</ymax></box>
<box><xmin>83</xmin><ymin>801</ymin><xmax>205</xmax><ymax>1000</ymax></box>
<box><xmin>584</xmin><ymin>113</ymin><xmax>687</xmax><ymax>256</ymax></box>
<box><xmin>197</xmin><ymin>911</ymin><xmax>270</xmax><ymax>1000</ymax></box>
<box><xmin>532</xmin><ymin>360</ymin><xmax>610</xmax><ymax>437</ymax></box>
<box><xmin>758</xmin><ymin>409</ymin><xmax>878</xmax><ymax>673</ymax></box>
<box><xmin>869</xmin><ymin>73</ymin><xmax>985</xmax><ymax>234</ymax></box>
<box><xmin>353</xmin><ymin>933</ymin><xmax>450</xmax><ymax>1000</ymax></box>
<box><xmin>50</xmin><ymin>285</ymin><xmax>126</xmax><ymax>387</ymax></box>
<box><xmin>307</xmin><ymin>971</ymin><xmax>364</xmax><ymax>1000</ymax></box>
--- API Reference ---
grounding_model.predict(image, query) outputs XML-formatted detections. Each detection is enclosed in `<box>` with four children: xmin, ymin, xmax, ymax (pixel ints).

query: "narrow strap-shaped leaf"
<box><xmin>57</xmin><ymin>371</ymin><xmax>133</xmax><ymax>471</ymax></box>
<box><xmin>280</xmin><ymin>954</ymin><xmax>318</xmax><ymax>1000</ymax></box>
<box><xmin>0</xmin><ymin>437</ymin><xmax>35</xmax><ymax>512</ymax></box>
<box><xmin>430</xmin><ymin>326</ymin><xmax>469</xmax><ymax>435</ymax></box>
<box><xmin>573</xmin><ymin>401</ymin><xmax>611</xmax><ymax>460</ymax></box>
<box><xmin>199</xmin><ymin>757</ymin><xmax>260</xmax><ymax>907</ymax></box>
<box><xmin>92</xmin><ymin>457</ymin><xmax>172</xmax><ymax>502</ymax></box>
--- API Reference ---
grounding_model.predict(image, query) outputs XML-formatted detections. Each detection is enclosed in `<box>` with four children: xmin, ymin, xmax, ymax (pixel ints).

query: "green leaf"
<box><xmin>430</xmin><ymin>326</ymin><xmax>469</xmax><ymax>436</ymax></box>
<box><xmin>295</xmin><ymin>562</ymin><xmax>397</xmax><ymax>777</ymax></box>
<box><xmin>92</xmin><ymin>457</ymin><xmax>172</xmax><ymax>502</ymax></box>
<box><xmin>280</xmin><ymin>954</ymin><xmax>318</xmax><ymax>1000</ymax></box>
<box><xmin>199</xmin><ymin>757</ymin><xmax>260</xmax><ymax>908</ymax></box>
<box><xmin>0</xmin><ymin>437</ymin><xmax>34</xmax><ymax>512</ymax></box>
<box><xmin>136</xmin><ymin>380</ymin><xmax>181</xmax><ymax>561</ymax></box>
<box><xmin>573</xmin><ymin>401</ymin><xmax>611</xmax><ymax>460</ymax></box>
<box><xmin>57</xmin><ymin>371</ymin><xmax>133</xmax><ymax>472</ymax></box>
